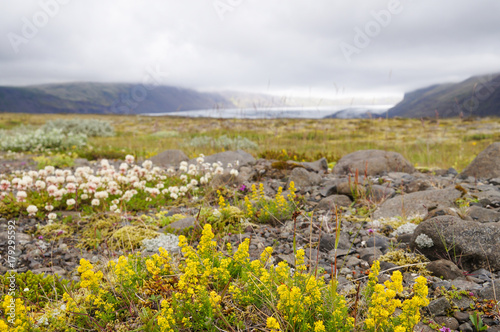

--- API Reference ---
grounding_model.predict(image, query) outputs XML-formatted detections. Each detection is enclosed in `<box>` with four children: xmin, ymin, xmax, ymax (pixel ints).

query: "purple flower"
<box><xmin>38</xmin><ymin>235</ymin><xmax>43</xmax><ymax>240</ymax></box>
<box><xmin>239</xmin><ymin>184</ymin><xmax>247</xmax><ymax>191</ymax></box>
<box><xmin>439</xmin><ymin>328</ymin><xmax>452</xmax><ymax>332</ymax></box>
<box><xmin>367</xmin><ymin>228</ymin><xmax>374</xmax><ymax>234</ymax></box>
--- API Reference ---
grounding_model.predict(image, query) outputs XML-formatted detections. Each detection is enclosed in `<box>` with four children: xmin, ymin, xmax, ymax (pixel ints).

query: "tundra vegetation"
<box><xmin>0</xmin><ymin>113</ymin><xmax>497</xmax><ymax>331</ymax></box>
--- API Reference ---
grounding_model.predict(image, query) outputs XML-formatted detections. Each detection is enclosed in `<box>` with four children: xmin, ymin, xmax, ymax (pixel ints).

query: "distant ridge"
<box><xmin>0</xmin><ymin>82</ymin><xmax>234</xmax><ymax>114</ymax></box>
<box><xmin>387</xmin><ymin>73</ymin><xmax>500</xmax><ymax>118</ymax></box>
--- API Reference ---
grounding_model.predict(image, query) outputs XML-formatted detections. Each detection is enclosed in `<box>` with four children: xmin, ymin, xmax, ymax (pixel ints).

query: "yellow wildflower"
<box><xmin>314</xmin><ymin>320</ymin><xmax>326</xmax><ymax>332</ymax></box>
<box><xmin>266</xmin><ymin>317</ymin><xmax>281</xmax><ymax>332</ymax></box>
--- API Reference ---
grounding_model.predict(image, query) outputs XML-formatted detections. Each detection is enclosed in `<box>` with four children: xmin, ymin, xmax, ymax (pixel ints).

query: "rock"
<box><xmin>275</xmin><ymin>254</ymin><xmax>296</xmax><ymax>268</ymax></box>
<box><xmin>374</xmin><ymin>187</ymin><xmax>462</xmax><ymax>219</ymax></box>
<box><xmin>424</xmin><ymin>204</ymin><xmax>460</xmax><ymax>220</ymax></box>
<box><xmin>333</xmin><ymin>149</ymin><xmax>415</xmax><ymax>176</ymax></box>
<box><xmin>426</xmin><ymin>297</ymin><xmax>451</xmax><ymax>316</ymax></box>
<box><xmin>367</xmin><ymin>185</ymin><xmax>395</xmax><ymax>202</ymax></box>
<box><xmin>426</xmin><ymin>259</ymin><xmax>464</xmax><ymax>280</ymax></box>
<box><xmin>405</xmin><ymin>178</ymin><xmax>431</xmax><ymax>193</ymax></box>
<box><xmin>150</xmin><ymin>149</ymin><xmax>188</xmax><ymax>167</ymax></box>
<box><xmin>142</xmin><ymin>233</ymin><xmax>180</xmax><ymax>254</ymax></box>
<box><xmin>451</xmin><ymin>296</ymin><xmax>474</xmax><ymax>310</ymax></box>
<box><xmin>410</xmin><ymin>215</ymin><xmax>500</xmax><ymax>271</ymax></box>
<box><xmin>460</xmin><ymin>142</ymin><xmax>500</xmax><ymax>179</ymax></box>
<box><xmin>454</xmin><ymin>311</ymin><xmax>471</xmax><ymax>323</ymax></box>
<box><xmin>458</xmin><ymin>322</ymin><xmax>473</xmax><ymax>332</ymax></box>
<box><xmin>468</xmin><ymin>205</ymin><xmax>500</xmax><ymax>223</ymax></box>
<box><xmin>478</xmin><ymin>283</ymin><xmax>500</xmax><ymax>300</ymax></box>
<box><xmin>450</xmin><ymin>279</ymin><xmax>482</xmax><ymax>291</ymax></box>
<box><xmin>288</xmin><ymin>167</ymin><xmax>322</xmax><ymax>189</ymax></box>
<box><xmin>210</xmin><ymin>173</ymin><xmax>246</xmax><ymax>188</ymax></box>
<box><xmin>319</xmin><ymin>179</ymin><xmax>342</xmax><ymax>197</ymax></box>
<box><xmin>413</xmin><ymin>323</ymin><xmax>435</xmax><ymax>332</ymax></box>
<box><xmin>357</xmin><ymin>247</ymin><xmax>384</xmax><ymax>262</ymax></box>
<box><xmin>299</xmin><ymin>158</ymin><xmax>328</xmax><ymax>173</ymax></box>
<box><xmin>168</xmin><ymin>217</ymin><xmax>196</xmax><ymax>230</ymax></box>
<box><xmin>335</xmin><ymin>181</ymin><xmax>366</xmax><ymax>198</ymax></box>
<box><xmin>32</xmin><ymin>266</ymin><xmax>66</xmax><ymax>276</ymax></box>
<box><xmin>315</xmin><ymin>195</ymin><xmax>352</xmax><ymax>211</ymax></box>
<box><xmin>434</xmin><ymin>316</ymin><xmax>459</xmax><ymax>330</ymax></box>
<box><xmin>318</xmin><ymin>233</ymin><xmax>351</xmax><ymax>252</ymax></box>
<box><xmin>365</xmin><ymin>235</ymin><xmax>390</xmax><ymax>251</ymax></box>
<box><xmin>193</xmin><ymin>150</ymin><xmax>255</xmax><ymax>168</ymax></box>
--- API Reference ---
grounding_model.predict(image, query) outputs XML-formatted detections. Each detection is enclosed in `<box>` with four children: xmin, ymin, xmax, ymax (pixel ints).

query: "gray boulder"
<box><xmin>333</xmin><ymin>150</ymin><xmax>414</xmax><ymax>176</ymax></box>
<box><xmin>426</xmin><ymin>259</ymin><xmax>464</xmax><ymax>280</ymax></box>
<box><xmin>468</xmin><ymin>205</ymin><xmax>500</xmax><ymax>223</ymax></box>
<box><xmin>460</xmin><ymin>142</ymin><xmax>500</xmax><ymax>179</ymax></box>
<box><xmin>410</xmin><ymin>215</ymin><xmax>500</xmax><ymax>271</ymax></box>
<box><xmin>150</xmin><ymin>149</ymin><xmax>188</xmax><ymax>168</ymax></box>
<box><xmin>287</xmin><ymin>167</ymin><xmax>322</xmax><ymax>189</ymax></box>
<box><xmin>373</xmin><ymin>187</ymin><xmax>461</xmax><ymax>219</ymax></box>
<box><xmin>316</xmin><ymin>195</ymin><xmax>352</xmax><ymax>211</ymax></box>
<box><xmin>168</xmin><ymin>217</ymin><xmax>196</xmax><ymax>231</ymax></box>
<box><xmin>299</xmin><ymin>158</ymin><xmax>328</xmax><ymax>173</ymax></box>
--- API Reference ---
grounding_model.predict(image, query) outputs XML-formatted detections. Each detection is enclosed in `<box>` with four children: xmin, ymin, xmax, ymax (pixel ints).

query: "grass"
<box><xmin>1</xmin><ymin>112</ymin><xmax>499</xmax><ymax>170</ymax></box>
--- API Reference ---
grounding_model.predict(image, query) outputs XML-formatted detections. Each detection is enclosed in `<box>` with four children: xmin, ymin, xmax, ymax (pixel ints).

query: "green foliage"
<box><xmin>149</xmin><ymin>130</ymin><xmax>179</xmax><ymax>138</ymax></box>
<box><xmin>42</xmin><ymin>119</ymin><xmax>115</xmax><ymax>137</ymax></box>
<box><xmin>75</xmin><ymin>146</ymin><xmax>126</xmax><ymax>161</ymax></box>
<box><xmin>0</xmin><ymin>194</ymin><xmax>27</xmax><ymax>220</ymax></box>
<box><xmin>0</xmin><ymin>128</ymin><xmax>87</xmax><ymax>152</ymax></box>
<box><xmin>243</xmin><ymin>182</ymin><xmax>298</xmax><ymax>225</ymax></box>
<box><xmin>33</xmin><ymin>152</ymin><xmax>76</xmax><ymax>169</ymax></box>
<box><xmin>187</xmin><ymin>134</ymin><xmax>258</xmax><ymax>150</ymax></box>
<box><xmin>0</xmin><ymin>226</ymin><xmax>431</xmax><ymax>331</ymax></box>
<box><xmin>470</xmin><ymin>311</ymin><xmax>488</xmax><ymax>331</ymax></box>
<box><xmin>463</xmin><ymin>133</ymin><xmax>494</xmax><ymax>142</ymax></box>
<box><xmin>0</xmin><ymin>271</ymin><xmax>73</xmax><ymax>307</ymax></box>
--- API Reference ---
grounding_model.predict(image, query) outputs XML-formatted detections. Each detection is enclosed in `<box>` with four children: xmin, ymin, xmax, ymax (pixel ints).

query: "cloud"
<box><xmin>1</xmin><ymin>0</ymin><xmax>500</xmax><ymax>98</ymax></box>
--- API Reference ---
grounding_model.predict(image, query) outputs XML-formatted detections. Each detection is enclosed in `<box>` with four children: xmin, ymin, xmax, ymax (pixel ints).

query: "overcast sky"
<box><xmin>1</xmin><ymin>0</ymin><xmax>500</xmax><ymax>100</ymax></box>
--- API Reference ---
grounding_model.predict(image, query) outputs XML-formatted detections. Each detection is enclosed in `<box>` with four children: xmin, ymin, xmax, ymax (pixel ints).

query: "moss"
<box><xmin>37</xmin><ymin>223</ymin><xmax>74</xmax><ymax>241</ymax></box>
<box><xmin>108</xmin><ymin>225</ymin><xmax>159</xmax><ymax>251</ymax></box>
<box><xmin>78</xmin><ymin>213</ymin><xmax>121</xmax><ymax>249</ymax></box>
<box><xmin>379</xmin><ymin>249</ymin><xmax>430</xmax><ymax>275</ymax></box>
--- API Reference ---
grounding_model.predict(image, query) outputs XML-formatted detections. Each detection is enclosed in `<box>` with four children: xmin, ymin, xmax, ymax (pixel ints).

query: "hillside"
<box><xmin>0</xmin><ymin>82</ymin><xmax>235</xmax><ymax>114</ymax></box>
<box><xmin>387</xmin><ymin>73</ymin><xmax>500</xmax><ymax>118</ymax></box>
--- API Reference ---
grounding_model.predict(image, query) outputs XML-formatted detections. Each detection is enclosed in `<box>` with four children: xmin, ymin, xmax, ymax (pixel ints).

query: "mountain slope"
<box><xmin>0</xmin><ymin>82</ymin><xmax>235</xmax><ymax>114</ymax></box>
<box><xmin>387</xmin><ymin>73</ymin><xmax>500</xmax><ymax>118</ymax></box>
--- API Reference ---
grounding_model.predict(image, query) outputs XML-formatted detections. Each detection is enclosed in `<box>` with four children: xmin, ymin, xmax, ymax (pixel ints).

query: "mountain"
<box><xmin>0</xmin><ymin>82</ymin><xmax>235</xmax><ymax>114</ymax></box>
<box><xmin>387</xmin><ymin>73</ymin><xmax>500</xmax><ymax>118</ymax></box>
